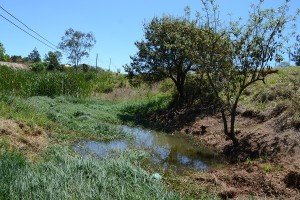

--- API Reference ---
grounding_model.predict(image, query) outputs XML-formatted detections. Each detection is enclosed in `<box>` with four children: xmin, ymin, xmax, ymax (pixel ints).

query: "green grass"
<box><xmin>0</xmin><ymin>90</ymin><xmax>185</xmax><ymax>199</ymax></box>
<box><xmin>240</xmin><ymin>66</ymin><xmax>300</xmax><ymax>129</ymax></box>
<box><xmin>0</xmin><ymin>66</ymin><xmax>126</xmax><ymax>98</ymax></box>
<box><xmin>0</xmin><ymin>144</ymin><xmax>179</xmax><ymax>200</ymax></box>
<box><xmin>0</xmin><ymin>66</ymin><xmax>223</xmax><ymax>199</ymax></box>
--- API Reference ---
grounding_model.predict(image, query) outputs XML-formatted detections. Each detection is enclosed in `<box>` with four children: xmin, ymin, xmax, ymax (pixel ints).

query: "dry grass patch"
<box><xmin>0</xmin><ymin>119</ymin><xmax>48</xmax><ymax>159</ymax></box>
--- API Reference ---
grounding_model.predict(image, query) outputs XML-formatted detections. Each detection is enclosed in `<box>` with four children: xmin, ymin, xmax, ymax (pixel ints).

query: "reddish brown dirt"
<box><xmin>181</xmin><ymin>115</ymin><xmax>300</xmax><ymax>199</ymax></box>
<box><xmin>147</xmin><ymin>102</ymin><xmax>300</xmax><ymax>198</ymax></box>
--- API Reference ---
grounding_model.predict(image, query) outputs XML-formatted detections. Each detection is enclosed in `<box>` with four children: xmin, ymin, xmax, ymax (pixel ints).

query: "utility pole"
<box><xmin>96</xmin><ymin>53</ymin><xmax>98</xmax><ymax>69</ymax></box>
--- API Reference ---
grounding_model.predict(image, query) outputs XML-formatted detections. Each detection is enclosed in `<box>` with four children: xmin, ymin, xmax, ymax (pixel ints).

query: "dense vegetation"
<box><xmin>126</xmin><ymin>0</ymin><xmax>297</xmax><ymax>146</ymax></box>
<box><xmin>0</xmin><ymin>68</ymin><xmax>182</xmax><ymax>199</ymax></box>
<box><xmin>0</xmin><ymin>66</ymin><xmax>126</xmax><ymax>97</ymax></box>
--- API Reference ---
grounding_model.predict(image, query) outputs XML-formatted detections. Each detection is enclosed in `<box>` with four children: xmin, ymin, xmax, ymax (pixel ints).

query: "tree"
<box><xmin>45</xmin><ymin>51</ymin><xmax>62</xmax><ymax>70</ymax></box>
<box><xmin>0</xmin><ymin>42</ymin><xmax>10</xmax><ymax>62</ymax></box>
<box><xmin>0</xmin><ymin>42</ymin><xmax>5</xmax><ymax>61</ymax></box>
<box><xmin>291</xmin><ymin>35</ymin><xmax>300</xmax><ymax>66</ymax></box>
<box><xmin>198</xmin><ymin>0</ymin><xmax>296</xmax><ymax>146</ymax></box>
<box><xmin>2</xmin><ymin>54</ymin><xmax>10</xmax><ymax>62</ymax></box>
<box><xmin>59</xmin><ymin>28</ymin><xmax>96</xmax><ymax>69</ymax></box>
<box><xmin>27</xmin><ymin>48</ymin><xmax>41</xmax><ymax>63</ymax></box>
<box><xmin>10</xmin><ymin>55</ymin><xmax>23</xmax><ymax>63</ymax></box>
<box><xmin>125</xmin><ymin>15</ymin><xmax>205</xmax><ymax>102</ymax></box>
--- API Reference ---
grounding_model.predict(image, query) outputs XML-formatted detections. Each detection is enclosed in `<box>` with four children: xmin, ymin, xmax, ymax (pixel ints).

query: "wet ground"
<box><xmin>74</xmin><ymin>126</ymin><xmax>220</xmax><ymax>171</ymax></box>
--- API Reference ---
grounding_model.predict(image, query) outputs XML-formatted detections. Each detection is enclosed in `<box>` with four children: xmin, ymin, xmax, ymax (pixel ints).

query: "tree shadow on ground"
<box><xmin>118</xmin><ymin>96</ymin><xmax>217</xmax><ymax>133</ymax></box>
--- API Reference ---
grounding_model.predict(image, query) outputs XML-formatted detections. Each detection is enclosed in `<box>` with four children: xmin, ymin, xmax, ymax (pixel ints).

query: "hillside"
<box><xmin>173</xmin><ymin>67</ymin><xmax>300</xmax><ymax>198</ymax></box>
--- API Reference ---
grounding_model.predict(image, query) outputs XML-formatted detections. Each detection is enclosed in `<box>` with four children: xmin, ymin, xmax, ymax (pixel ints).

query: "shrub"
<box><xmin>29</xmin><ymin>62</ymin><xmax>47</xmax><ymax>72</ymax></box>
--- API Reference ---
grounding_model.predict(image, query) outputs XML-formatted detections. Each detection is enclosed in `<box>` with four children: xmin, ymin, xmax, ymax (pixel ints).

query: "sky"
<box><xmin>0</xmin><ymin>0</ymin><xmax>299</xmax><ymax>71</ymax></box>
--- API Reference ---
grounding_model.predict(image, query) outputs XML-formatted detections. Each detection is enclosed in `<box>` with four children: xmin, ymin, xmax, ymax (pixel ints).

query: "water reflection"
<box><xmin>74</xmin><ymin>126</ymin><xmax>214</xmax><ymax>171</ymax></box>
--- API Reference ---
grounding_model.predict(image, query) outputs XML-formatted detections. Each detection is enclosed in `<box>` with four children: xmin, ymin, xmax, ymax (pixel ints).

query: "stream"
<box><xmin>74</xmin><ymin>126</ymin><xmax>219</xmax><ymax>171</ymax></box>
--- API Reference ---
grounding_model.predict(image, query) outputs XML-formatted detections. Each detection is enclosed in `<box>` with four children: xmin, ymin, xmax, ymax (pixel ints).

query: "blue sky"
<box><xmin>1</xmin><ymin>0</ymin><xmax>299</xmax><ymax>71</ymax></box>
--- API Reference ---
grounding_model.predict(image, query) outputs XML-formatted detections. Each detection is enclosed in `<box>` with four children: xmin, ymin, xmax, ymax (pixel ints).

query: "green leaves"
<box><xmin>59</xmin><ymin>28</ymin><xmax>96</xmax><ymax>67</ymax></box>
<box><xmin>127</xmin><ymin>15</ymin><xmax>210</xmax><ymax>100</ymax></box>
<box><xmin>27</xmin><ymin>48</ymin><xmax>41</xmax><ymax>63</ymax></box>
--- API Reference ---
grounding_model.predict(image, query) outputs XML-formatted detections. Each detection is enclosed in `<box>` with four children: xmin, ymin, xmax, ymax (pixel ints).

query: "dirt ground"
<box><xmin>181</xmin><ymin>114</ymin><xmax>300</xmax><ymax>199</ymax></box>
<box><xmin>0</xmin><ymin>119</ymin><xmax>48</xmax><ymax>159</ymax></box>
<box><xmin>0</xmin><ymin>61</ymin><xmax>29</xmax><ymax>70</ymax></box>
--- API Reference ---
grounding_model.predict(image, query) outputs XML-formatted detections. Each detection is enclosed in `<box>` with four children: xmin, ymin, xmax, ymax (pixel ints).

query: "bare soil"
<box><xmin>0</xmin><ymin>119</ymin><xmax>48</xmax><ymax>159</ymax></box>
<box><xmin>180</xmin><ymin>114</ymin><xmax>300</xmax><ymax>199</ymax></box>
<box><xmin>0</xmin><ymin>61</ymin><xmax>29</xmax><ymax>70</ymax></box>
<box><xmin>148</xmin><ymin>105</ymin><xmax>300</xmax><ymax>199</ymax></box>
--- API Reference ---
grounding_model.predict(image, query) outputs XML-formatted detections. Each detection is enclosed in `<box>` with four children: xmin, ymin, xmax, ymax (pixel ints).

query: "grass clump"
<box><xmin>0</xmin><ymin>145</ymin><xmax>179</xmax><ymax>200</ymax></box>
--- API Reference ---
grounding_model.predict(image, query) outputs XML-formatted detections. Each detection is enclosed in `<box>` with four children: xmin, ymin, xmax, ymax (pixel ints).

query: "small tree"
<box><xmin>0</xmin><ymin>42</ymin><xmax>9</xmax><ymax>62</ymax></box>
<box><xmin>59</xmin><ymin>28</ymin><xmax>96</xmax><ymax>70</ymax></box>
<box><xmin>125</xmin><ymin>15</ymin><xmax>206</xmax><ymax>102</ymax></box>
<box><xmin>198</xmin><ymin>0</ymin><xmax>296</xmax><ymax>146</ymax></box>
<box><xmin>27</xmin><ymin>48</ymin><xmax>41</xmax><ymax>63</ymax></box>
<box><xmin>0</xmin><ymin>42</ymin><xmax>5</xmax><ymax>61</ymax></box>
<box><xmin>45</xmin><ymin>51</ymin><xmax>62</xmax><ymax>70</ymax></box>
<box><xmin>291</xmin><ymin>35</ymin><xmax>300</xmax><ymax>66</ymax></box>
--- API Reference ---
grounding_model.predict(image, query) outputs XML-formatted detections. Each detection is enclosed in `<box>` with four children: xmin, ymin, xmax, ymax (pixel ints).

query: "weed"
<box><xmin>262</xmin><ymin>163</ymin><xmax>273</xmax><ymax>173</ymax></box>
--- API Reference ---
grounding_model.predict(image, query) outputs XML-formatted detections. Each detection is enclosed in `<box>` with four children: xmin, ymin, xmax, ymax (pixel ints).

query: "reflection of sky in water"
<box><xmin>75</xmin><ymin>141</ymin><xmax>127</xmax><ymax>158</ymax></box>
<box><xmin>193</xmin><ymin>160</ymin><xmax>208</xmax><ymax>170</ymax></box>
<box><xmin>154</xmin><ymin>146</ymin><xmax>170</xmax><ymax>160</ymax></box>
<box><xmin>123</xmin><ymin>126</ymin><xmax>154</xmax><ymax>148</ymax></box>
<box><xmin>178</xmin><ymin>154</ymin><xmax>191</xmax><ymax>165</ymax></box>
<box><xmin>74</xmin><ymin>126</ymin><xmax>209</xmax><ymax>171</ymax></box>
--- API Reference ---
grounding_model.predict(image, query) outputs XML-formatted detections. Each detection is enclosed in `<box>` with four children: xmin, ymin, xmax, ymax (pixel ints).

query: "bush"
<box><xmin>29</xmin><ymin>62</ymin><xmax>47</xmax><ymax>72</ymax></box>
<box><xmin>181</xmin><ymin>74</ymin><xmax>218</xmax><ymax>108</ymax></box>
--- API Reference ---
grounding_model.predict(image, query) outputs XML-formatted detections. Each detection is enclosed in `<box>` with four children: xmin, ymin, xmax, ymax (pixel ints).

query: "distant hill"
<box><xmin>0</xmin><ymin>61</ymin><xmax>28</xmax><ymax>70</ymax></box>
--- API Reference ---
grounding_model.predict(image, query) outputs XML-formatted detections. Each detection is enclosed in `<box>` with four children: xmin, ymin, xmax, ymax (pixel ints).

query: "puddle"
<box><xmin>74</xmin><ymin>126</ymin><xmax>219</xmax><ymax>171</ymax></box>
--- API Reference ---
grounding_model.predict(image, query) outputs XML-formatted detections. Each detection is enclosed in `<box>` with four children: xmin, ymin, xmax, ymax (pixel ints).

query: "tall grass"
<box><xmin>0</xmin><ymin>145</ymin><xmax>179</xmax><ymax>200</ymax></box>
<box><xmin>0</xmin><ymin>66</ymin><xmax>126</xmax><ymax>98</ymax></box>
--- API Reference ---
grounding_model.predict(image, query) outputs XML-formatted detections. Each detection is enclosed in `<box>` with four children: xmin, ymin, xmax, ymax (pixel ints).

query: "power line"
<box><xmin>0</xmin><ymin>14</ymin><xmax>57</xmax><ymax>50</ymax></box>
<box><xmin>0</xmin><ymin>5</ymin><xmax>57</xmax><ymax>49</ymax></box>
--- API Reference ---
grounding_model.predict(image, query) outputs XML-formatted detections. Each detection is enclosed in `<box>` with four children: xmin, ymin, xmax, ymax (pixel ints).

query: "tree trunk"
<box><xmin>176</xmin><ymin>82</ymin><xmax>185</xmax><ymax>102</ymax></box>
<box><xmin>221</xmin><ymin>109</ymin><xmax>239</xmax><ymax>147</ymax></box>
<box><xmin>174</xmin><ymin>71</ymin><xmax>186</xmax><ymax>104</ymax></box>
<box><xmin>228</xmin><ymin>97</ymin><xmax>240</xmax><ymax>147</ymax></box>
<box><xmin>221</xmin><ymin>110</ymin><xmax>229</xmax><ymax>135</ymax></box>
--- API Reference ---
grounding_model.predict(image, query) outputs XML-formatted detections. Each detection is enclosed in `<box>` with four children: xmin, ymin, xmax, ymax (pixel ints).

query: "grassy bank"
<box><xmin>0</xmin><ymin>144</ymin><xmax>179</xmax><ymax>200</ymax></box>
<box><xmin>241</xmin><ymin>67</ymin><xmax>300</xmax><ymax>130</ymax></box>
<box><xmin>0</xmin><ymin>94</ymin><xmax>182</xmax><ymax>199</ymax></box>
<box><xmin>0</xmin><ymin>66</ymin><xmax>182</xmax><ymax>199</ymax></box>
<box><xmin>2</xmin><ymin>65</ymin><xmax>298</xmax><ymax>199</ymax></box>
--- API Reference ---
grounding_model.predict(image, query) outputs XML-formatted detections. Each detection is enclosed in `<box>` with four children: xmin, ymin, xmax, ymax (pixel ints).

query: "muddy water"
<box><xmin>74</xmin><ymin>126</ymin><xmax>219</xmax><ymax>171</ymax></box>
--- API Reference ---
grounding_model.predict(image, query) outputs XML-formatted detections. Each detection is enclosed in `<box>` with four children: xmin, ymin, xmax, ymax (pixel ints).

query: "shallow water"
<box><xmin>74</xmin><ymin>126</ymin><xmax>219</xmax><ymax>171</ymax></box>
